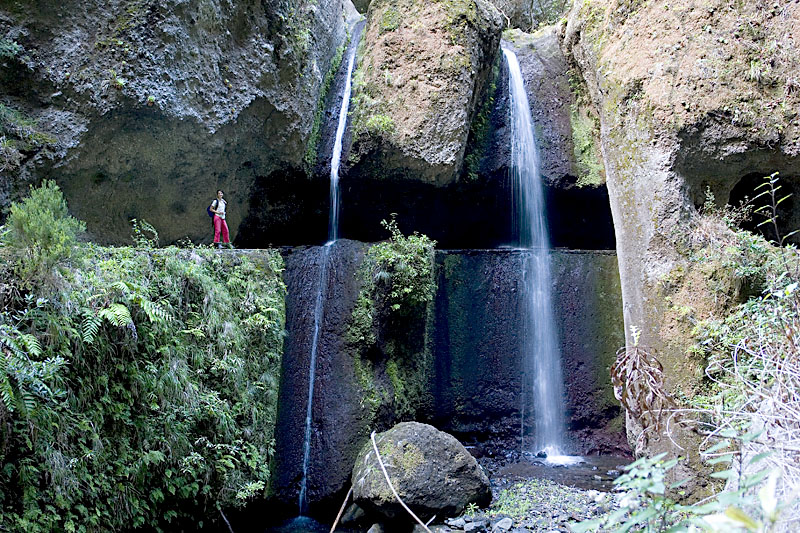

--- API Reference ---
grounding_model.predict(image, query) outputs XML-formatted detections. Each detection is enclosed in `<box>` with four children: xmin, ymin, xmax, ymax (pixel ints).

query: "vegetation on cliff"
<box><xmin>347</xmin><ymin>216</ymin><xmax>436</xmax><ymax>420</ymax></box>
<box><xmin>579</xmin><ymin>177</ymin><xmax>800</xmax><ymax>531</ymax></box>
<box><xmin>0</xmin><ymin>183</ymin><xmax>285</xmax><ymax>531</ymax></box>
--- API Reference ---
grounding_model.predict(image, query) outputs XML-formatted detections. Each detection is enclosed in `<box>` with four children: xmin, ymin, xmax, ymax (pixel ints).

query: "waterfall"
<box><xmin>298</xmin><ymin>28</ymin><xmax>361</xmax><ymax>514</ymax></box>
<box><xmin>298</xmin><ymin>242</ymin><xmax>331</xmax><ymax>514</ymax></box>
<box><xmin>328</xmin><ymin>41</ymin><xmax>357</xmax><ymax>242</ymax></box>
<box><xmin>504</xmin><ymin>47</ymin><xmax>574</xmax><ymax>463</ymax></box>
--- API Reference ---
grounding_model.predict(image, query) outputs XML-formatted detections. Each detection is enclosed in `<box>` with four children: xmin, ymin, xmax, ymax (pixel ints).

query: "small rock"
<box><xmin>339</xmin><ymin>503</ymin><xmax>367</xmax><ymax>526</ymax></box>
<box><xmin>367</xmin><ymin>524</ymin><xmax>384</xmax><ymax>533</ymax></box>
<box><xmin>465</xmin><ymin>522</ymin><xmax>487</xmax><ymax>533</ymax></box>
<box><xmin>493</xmin><ymin>517</ymin><xmax>513</xmax><ymax>531</ymax></box>
<box><xmin>446</xmin><ymin>517</ymin><xmax>467</xmax><ymax>528</ymax></box>
<box><xmin>414</xmin><ymin>526</ymin><xmax>452</xmax><ymax>533</ymax></box>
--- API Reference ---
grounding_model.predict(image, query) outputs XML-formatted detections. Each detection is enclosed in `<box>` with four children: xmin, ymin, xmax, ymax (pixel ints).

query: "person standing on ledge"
<box><xmin>210</xmin><ymin>189</ymin><xmax>231</xmax><ymax>249</ymax></box>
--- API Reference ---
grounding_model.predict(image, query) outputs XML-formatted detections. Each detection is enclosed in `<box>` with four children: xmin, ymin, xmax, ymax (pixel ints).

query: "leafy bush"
<box><xmin>369</xmin><ymin>216</ymin><xmax>437</xmax><ymax>313</ymax></box>
<box><xmin>591</xmin><ymin>174</ymin><xmax>800</xmax><ymax>532</ymax></box>
<box><xmin>573</xmin><ymin>442</ymin><xmax>790</xmax><ymax>533</ymax></box>
<box><xmin>130</xmin><ymin>218</ymin><xmax>159</xmax><ymax>248</ymax></box>
<box><xmin>0</xmin><ymin>39</ymin><xmax>20</xmax><ymax>59</ymax></box>
<box><xmin>2</xmin><ymin>180</ymin><xmax>85</xmax><ymax>284</ymax></box>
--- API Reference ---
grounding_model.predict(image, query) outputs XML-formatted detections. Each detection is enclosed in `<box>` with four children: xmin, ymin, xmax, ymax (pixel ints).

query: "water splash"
<box><xmin>504</xmin><ymin>46</ymin><xmax>573</xmax><ymax>462</ymax></box>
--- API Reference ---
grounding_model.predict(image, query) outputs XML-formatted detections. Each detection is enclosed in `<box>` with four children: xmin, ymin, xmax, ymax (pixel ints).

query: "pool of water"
<box><xmin>489</xmin><ymin>455</ymin><xmax>630</xmax><ymax>491</ymax></box>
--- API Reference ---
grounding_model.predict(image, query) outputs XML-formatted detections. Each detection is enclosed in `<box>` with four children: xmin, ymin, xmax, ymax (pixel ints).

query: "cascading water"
<box><xmin>503</xmin><ymin>47</ymin><xmax>577</xmax><ymax>465</ymax></box>
<box><xmin>297</xmin><ymin>29</ymin><xmax>361</xmax><ymax>514</ymax></box>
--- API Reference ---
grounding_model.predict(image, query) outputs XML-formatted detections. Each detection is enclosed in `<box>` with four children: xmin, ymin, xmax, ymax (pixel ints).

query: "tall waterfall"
<box><xmin>328</xmin><ymin>42</ymin><xmax>357</xmax><ymax>243</ymax></box>
<box><xmin>503</xmin><ymin>47</ymin><xmax>570</xmax><ymax>461</ymax></box>
<box><xmin>298</xmin><ymin>34</ymin><xmax>360</xmax><ymax>514</ymax></box>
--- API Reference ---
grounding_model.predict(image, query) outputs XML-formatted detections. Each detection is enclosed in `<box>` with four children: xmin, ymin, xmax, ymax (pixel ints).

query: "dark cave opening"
<box><xmin>236</xmin><ymin>172</ymin><xmax>617</xmax><ymax>250</ymax></box>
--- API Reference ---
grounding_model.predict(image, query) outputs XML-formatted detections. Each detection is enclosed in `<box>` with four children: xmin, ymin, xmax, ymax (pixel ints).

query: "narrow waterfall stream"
<box><xmin>297</xmin><ymin>34</ymin><xmax>360</xmax><ymax>514</ymax></box>
<box><xmin>503</xmin><ymin>47</ymin><xmax>577</xmax><ymax>465</ymax></box>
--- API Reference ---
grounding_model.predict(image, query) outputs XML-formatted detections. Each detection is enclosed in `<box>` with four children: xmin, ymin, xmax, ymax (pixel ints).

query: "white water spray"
<box><xmin>504</xmin><ymin>47</ymin><xmax>577</xmax><ymax>465</ymax></box>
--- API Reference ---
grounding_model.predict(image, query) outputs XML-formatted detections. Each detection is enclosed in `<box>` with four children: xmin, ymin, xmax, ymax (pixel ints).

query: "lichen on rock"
<box><xmin>351</xmin><ymin>422</ymin><xmax>492</xmax><ymax>520</ymax></box>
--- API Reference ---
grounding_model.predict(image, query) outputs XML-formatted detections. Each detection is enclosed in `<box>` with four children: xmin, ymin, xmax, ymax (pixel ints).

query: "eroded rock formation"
<box><xmin>345</xmin><ymin>0</ymin><xmax>503</xmax><ymax>186</ymax></box>
<box><xmin>561</xmin><ymin>0</ymin><xmax>800</xmax><ymax>480</ymax></box>
<box><xmin>0</xmin><ymin>0</ymin><xmax>353</xmax><ymax>243</ymax></box>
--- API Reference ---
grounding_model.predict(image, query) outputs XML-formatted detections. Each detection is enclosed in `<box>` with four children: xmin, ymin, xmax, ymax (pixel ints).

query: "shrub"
<box><xmin>0</xmin><ymin>246</ymin><xmax>286</xmax><ymax>532</ymax></box>
<box><xmin>369</xmin><ymin>216</ymin><xmax>436</xmax><ymax>313</ymax></box>
<box><xmin>2</xmin><ymin>180</ymin><xmax>85</xmax><ymax>283</ymax></box>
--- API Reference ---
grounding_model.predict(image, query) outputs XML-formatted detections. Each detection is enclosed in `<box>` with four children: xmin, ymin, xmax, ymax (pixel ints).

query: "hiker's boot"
<box><xmin>216</xmin><ymin>243</ymin><xmax>222</xmax><ymax>249</ymax></box>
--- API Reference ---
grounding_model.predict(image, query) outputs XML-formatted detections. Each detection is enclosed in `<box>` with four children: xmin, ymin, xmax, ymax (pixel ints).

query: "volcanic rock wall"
<box><xmin>272</xmin><ymin>246</ymin><xmax>626</xmax><ymax>514</ymax></box>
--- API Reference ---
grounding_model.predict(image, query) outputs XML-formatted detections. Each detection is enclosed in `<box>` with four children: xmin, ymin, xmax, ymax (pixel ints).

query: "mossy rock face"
<box><xmin>345</xmin><ymin>0</ymin><xmax>503</xmax><ymax>186</ymax></box>
<box><xmin>351</xmin><ymin>422</ymin><xmax>491</xmax><ymax>521</ymax></box>
<box><xmin>0</xmin><ymin>0</ymin><xmax>349</xmax><ymax>243</ymax></box>
<box><xmin>561</xmin><ymin>0</ymin><xmax>800</xmax><ymax>491</ymax></box>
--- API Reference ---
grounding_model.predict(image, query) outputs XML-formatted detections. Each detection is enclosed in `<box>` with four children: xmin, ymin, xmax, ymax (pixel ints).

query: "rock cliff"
<box><xmin>562</xmin><ymin>0</ymin><xmax>800</xmax><ymax>474</ymax></box>
<box><xmin>345</xmin><ymin>0</ymin><xmax>503</xmax><ymax>186</ymax></box>
<box><xmin>1</xmin><ymin>0</ymin><xmax>352</xmax><ymax>243</ymax></box>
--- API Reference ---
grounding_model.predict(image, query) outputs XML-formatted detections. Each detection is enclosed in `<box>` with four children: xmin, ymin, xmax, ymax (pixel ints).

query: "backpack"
<box><xmin>207</xmin><ymin>199</ymin><xmax>218</xmax><ymax>220</ymax></box>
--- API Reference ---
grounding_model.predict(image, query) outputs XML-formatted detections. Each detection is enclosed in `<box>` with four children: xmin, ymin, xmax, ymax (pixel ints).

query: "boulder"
<box><xmin>352</xmin><ymin>422</ymin><xmax>492</xmax><ymax>521</ymax></box>
<box><xmin>345</xmin><ymin>0</ymin><xmax>503</xmax><ymax>186</ymax></box>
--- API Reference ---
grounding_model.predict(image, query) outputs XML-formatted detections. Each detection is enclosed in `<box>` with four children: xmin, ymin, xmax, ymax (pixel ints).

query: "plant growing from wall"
<box><xmin>346</xmin><ymin>217</ymin><xmax>437</xmax><ymax>422</ymax></box>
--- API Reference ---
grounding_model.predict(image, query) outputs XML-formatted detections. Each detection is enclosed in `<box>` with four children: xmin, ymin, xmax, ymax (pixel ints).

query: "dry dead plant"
<box><xmin>612</xmin><ymin>327</ymin><xmax>683</xmax><ymax>454</ymax></box>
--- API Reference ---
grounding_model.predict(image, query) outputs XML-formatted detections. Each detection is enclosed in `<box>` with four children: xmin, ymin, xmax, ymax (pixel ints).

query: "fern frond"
<box><xmin>139</xmin><ymin>299</ymin><xmax>172</xmax><ymax>325</ymax></box>
<box><xmin>0</xmin><ymin>375</ymin><xmax>15</xmax><ymax>413</ymax></box>
<box><xmin>20</xmin><ymin>334</ymin><xmax>41</xmax><ymax>357</ymax></box>
<box><xmin>82</xmin><ymin>312</ymin><xmax>102</xmax><ymax>344</ymax></box>
<box><xmin>99</xmin><ymin>303</ymin><xmax>132</xmax><ymax>327</ymax></box>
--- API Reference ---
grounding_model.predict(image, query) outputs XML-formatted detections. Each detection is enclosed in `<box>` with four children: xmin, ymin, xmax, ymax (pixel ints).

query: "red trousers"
<box><xmin>213</xmin><ymin>216</ymin><xmax>230</xmax><ymax>243</ymax></box>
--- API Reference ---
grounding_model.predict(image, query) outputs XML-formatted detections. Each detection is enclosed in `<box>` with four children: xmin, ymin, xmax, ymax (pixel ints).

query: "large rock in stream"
<box><xmin>351</xmin><ymin>422</ymin><xmax>491</xmax><ymax>521</ymax></box>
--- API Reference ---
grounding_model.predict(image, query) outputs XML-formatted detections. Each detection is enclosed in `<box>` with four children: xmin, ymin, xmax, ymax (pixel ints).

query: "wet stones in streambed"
<box><xmin>440</xmin><ymin>478</ymin><xmax>617</xmax><ymax>533</ymax></box>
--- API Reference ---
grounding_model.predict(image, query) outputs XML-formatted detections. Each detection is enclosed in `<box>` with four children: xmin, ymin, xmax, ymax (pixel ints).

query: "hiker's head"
<box><xmin>217</xmin><ymin>190</ymin><xmax>224</xmax><ymax>199</ymax></box>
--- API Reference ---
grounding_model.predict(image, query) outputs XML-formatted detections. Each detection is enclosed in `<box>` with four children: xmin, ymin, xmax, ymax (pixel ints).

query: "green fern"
<box><xmin>99</xmin><ymin>303</ymin><xmax>133</xmax><ymax>327</ymax></box>
<box><xmin>81</xmin><ymin>311</ymin><xmax>102</xmax><ymax>344</ymax></box>
<box><xmin>138</xmin><ymin>298</ymin><xmax>172</xmax><ymax>325</ymax></box>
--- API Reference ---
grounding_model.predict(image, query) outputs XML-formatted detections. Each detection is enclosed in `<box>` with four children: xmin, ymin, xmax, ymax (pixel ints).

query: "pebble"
<box><xmin>493</xmin><ymin>517</ymin><xmax>513</xmax><ymax>531</ymax></box>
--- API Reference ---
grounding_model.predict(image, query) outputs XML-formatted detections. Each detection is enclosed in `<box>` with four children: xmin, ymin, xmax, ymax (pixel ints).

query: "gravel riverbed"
<box><xmin>426</xmin><ymin>455</ymin><xmax>631</xmax><ymax>533</ymax></box>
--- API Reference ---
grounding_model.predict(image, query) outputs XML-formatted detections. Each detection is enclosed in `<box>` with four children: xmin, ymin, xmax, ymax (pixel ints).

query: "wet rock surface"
<box><xmin>429</xmin><ymin>249</ymin><xmax>627</xmax><ymax>456</ymax></box>
<box><xmin>271</xmin><ymin>247</ymin><xmax>627</xmax><ymax>512</ymax></box>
